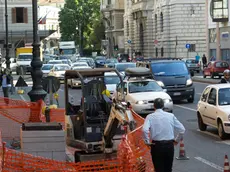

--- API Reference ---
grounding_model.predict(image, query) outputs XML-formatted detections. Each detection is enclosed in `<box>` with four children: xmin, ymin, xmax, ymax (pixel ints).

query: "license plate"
<box><xmin>174</xmin><ymin>92</ymin><xmax>181</xmax><ymax>96</ymax></box>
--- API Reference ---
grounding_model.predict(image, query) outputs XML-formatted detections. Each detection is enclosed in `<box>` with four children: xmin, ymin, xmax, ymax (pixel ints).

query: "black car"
<box><xmin>104</xmin><ymin>58</ymin><xmax>118</xmax><ymax>68</ymax></box>
<box><xmin>117</xmin><ymin>54</ymin><xmax>131</xmax><ymax>62</ymax></box>
<box><xmin>95</xmin><ymin>56</ymin><xmax>106</xmax><ymax>68</ymax></box>
<box><xmin>137</xmin><ymin>58</ymin><xmax>195</xmax><ymax>103</ymax></box>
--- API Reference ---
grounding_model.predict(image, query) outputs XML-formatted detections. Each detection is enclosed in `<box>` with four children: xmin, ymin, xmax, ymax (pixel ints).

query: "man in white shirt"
<box><xmin>142</xmin><ymin>98</ymin><xmax>185</xmax><ymax>172</ymax></box>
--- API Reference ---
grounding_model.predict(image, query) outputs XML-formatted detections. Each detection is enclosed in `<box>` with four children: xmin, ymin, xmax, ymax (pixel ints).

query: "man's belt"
<box><xmin>152</xmin><ymin>140</ymin><xmax>174</xmax><ymax>144</ymax></box>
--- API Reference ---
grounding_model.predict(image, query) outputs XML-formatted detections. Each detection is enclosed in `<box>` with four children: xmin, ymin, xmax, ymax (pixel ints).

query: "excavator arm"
<box><xmin>103</xmin><ymin>101</ymin><xmax>136</xmax><ymax>153</ymax></box>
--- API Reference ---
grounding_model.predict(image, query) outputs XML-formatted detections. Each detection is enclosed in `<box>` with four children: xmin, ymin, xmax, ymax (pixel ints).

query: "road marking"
<box><xmin>194</xmin><ymin>157</ymin><xmax>223</xmax><ymax>171</ymax></box>
<box><xmin>197</xmin><ymin>129</ymin><xmax>219</xmax><ymax>139</ymax></box>
<box><xmin>216</xmin><ymin>140</ymin><xmax>230</xmax><ymax>145</ymax></box>
<box><xmin>174</xmin><ymin>105</ymin><xmax>196</xmax><ymax>112</ymax></box>
<box><xmin>193</xmin><ymin>81</ymin><xmax>210</xmax><ymax>85</ymax></box>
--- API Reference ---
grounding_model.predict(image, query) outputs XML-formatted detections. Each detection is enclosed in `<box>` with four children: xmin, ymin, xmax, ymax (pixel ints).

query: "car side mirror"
<box><xmin>190</xmin><ymin>71</ymin><xmax>194</xmax><ymax>77</ymax></box>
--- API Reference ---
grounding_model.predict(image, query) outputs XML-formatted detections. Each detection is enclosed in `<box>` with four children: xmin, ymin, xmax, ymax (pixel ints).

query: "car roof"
<box><xmin>104</xmin><ymin>72</ymin><xmax>118</xmax><ymax>76</ymax></box>
<box><xmin>53</xmin><ymin>64</ymin><xmax>70</xmax><ymax>66</ymax></box>
<box><xmin>73</xmin><ymin>62</ymin><xmax>88</xmax><ymax>64</ymax></box>
<box><xmin>115</xmin><ymin>62</ymin><xmax>136</xmax><ymax>65</ymax></box>
<box><xmin>207</xmin><ymin>84</ymin><xmax>230</xmax><ymax>89</ymax></box>
<box><xmin>123</xmin><ymin>78</ymin><xmax>155</xmax><ymax>82</ymax></box>
<box><xmin>49</xmin><ymin>60</ymin><xmax>62</xmax><ymax>62</ymax></box>
<box><xmin>18</xmin><ymin>53</ymin><xmax>32</xmax><ymax>55</ymax></box>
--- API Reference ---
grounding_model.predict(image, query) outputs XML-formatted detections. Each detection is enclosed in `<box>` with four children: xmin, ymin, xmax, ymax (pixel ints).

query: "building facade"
<box><xmin>207</xmin><ymin>0</ymin><xmax>230</xmax><ymax>61</ymax></box>
<box><xmin>124</xmin><ymin>0</ymin><xmax>206</xmax><ymax>59</ymax></box>
<box><xmin>101</xmin><ymin>0</ymin><xmax>124</xmax><ymax>57</ymax></box>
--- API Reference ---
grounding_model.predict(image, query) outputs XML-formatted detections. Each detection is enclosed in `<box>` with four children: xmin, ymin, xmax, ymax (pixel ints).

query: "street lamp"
<box><xmin>28</xmin><ymin>0</ymin><xmax>47</xmax><ymax>102</ymax></box>
<box><xmin>4</xmin><ymin>0</ymin><xmax>10</xmax><ymax>69</ymax></box>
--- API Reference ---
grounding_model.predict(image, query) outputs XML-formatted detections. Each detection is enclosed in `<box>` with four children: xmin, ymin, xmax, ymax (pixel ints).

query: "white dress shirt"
<box><xmin>142</xmin><ymin>109</ymin><xmax>185</xmax><ymax>144</ymax></box>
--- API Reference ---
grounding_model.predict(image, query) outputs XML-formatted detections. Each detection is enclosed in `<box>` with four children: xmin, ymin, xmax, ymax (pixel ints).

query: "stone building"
<box><xmin>124</xmin><ymin>0</ymin><xmax>206</xmax><ymax>58</ymax></box>
<box><xmin>100</xmin><ymin>0</ymin><xmax>124</xmax><ymax>57</ymax></box>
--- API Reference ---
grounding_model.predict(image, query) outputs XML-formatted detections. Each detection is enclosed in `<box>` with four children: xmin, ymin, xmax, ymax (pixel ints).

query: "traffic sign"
<box><xmin>127</xmin><ymin>40</ymin><xmax>131</xmax><ymax>44</ymax></box>
<box><xmin>186</xmin><ymin>44</ymin><xmax>191</xmax><ymax>49</ymax></box>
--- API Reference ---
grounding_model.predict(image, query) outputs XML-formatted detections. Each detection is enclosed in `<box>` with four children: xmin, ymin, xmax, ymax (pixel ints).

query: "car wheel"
<box><xmin>197</xmin><ymin>113</ymin><xmax>207</xmax><ymax>131</ymax></box>
<box><xmin>187</xmin><ymin>97</ymin><xmax>194</xmax><ymax>103</ymax></box>
<box><xmin>218</xmin><ymin>120</ymin><xmax>228</xmax><ymax>140</ymax></box>
<box><xmin>211</xmin><ymin>73</ymin><xmax>215</xmax><ymax>79</ymax></box>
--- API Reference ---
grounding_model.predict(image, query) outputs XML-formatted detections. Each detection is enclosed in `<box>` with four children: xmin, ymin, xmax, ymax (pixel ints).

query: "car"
<box><xmin>113</xmin><ymin>68</ymin><xmax>173</xmax><ymax>115</ymax></box>
<box><xmin>48</xmin><ymin>64</ymin><xmax>71</xmax><ymax>80</ymax></box>
<box><xmin>104</xmin><ymin>72</ymin><xmax>121</xmax><ymax>96</ymax></box>
<box><xmin>41</xmin><ymin>64</ymin><xmax>54</xmax><ymax>76</ymax></box>
<box><xmin>117</xmin><ymin>53</ymin><xmax>132</xmax><ymax>62</ymax></box>
<box><xmin>115</xmin><ymin>62</ymin><xmax>136</xmax><ymax>75</ymax></box>
<box><xmin>104</xmin><ymin>58</ymin><xmax>118</xmax><ymax>68</ymax></box>
<box><xmin>72</xmin><ymin>62</ymin><xmax>90</xmax><ymax>68</ymax></box>
<box><xmin>203</xmin><ymin>61</ymin><xmax>229</xmax><ymax>78</ymax></box>
<box><xmin>78</xmin><ymin>57</ymin><xmax>95</xmax><ymax>68</ymax></box>
<box><xmin>95</xmin><ymin>56</ymin><xmax>106</xmax><ymax>68</ymax></box>
<box><xmin>184</xmin><ymin>58</ymin><xmax>200</xmax><ymax>73</ymax></box>
<box><xmin>197</xmin><ymin>84</ymin><xmax>230</xmax><ymax>139</ymax></box>
<box><xmin>61</xmin><ymin>59</ymin><xmax>72</xmax><ymax>66</ymax></box>
<box><xmin>2</xmin><ymin>58</ymin><xmax>17</xmax><ymax>72</ymax></box>
<box><xmin>68</xmin><ymin>66</ymin><xmax>91</xmax><ymax>88</ymax></box>
<box><xmin>136</xmin><ymin>59</ymin><xmax>195</xmax><ymax>103</ymax></box>
<box><xmin>48</xmin><ymin>60</ymin><xmax>63</xmax><ymax>65</ymax></box>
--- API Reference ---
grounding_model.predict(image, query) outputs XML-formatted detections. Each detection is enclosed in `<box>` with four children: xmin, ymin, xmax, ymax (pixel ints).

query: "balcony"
<box><xmin>131</xmin><ymin>0</ymin><xmax>147</xmax><ymax>11</ymax></box>
<box><xmin>100</xmin><ymin>4</ymin><xmax>113</xmax><ymax>12</ymax></box>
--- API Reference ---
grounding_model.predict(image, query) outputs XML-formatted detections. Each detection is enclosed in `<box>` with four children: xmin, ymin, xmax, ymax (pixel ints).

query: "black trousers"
<box><xmin>151</xmin><ymin>141</ymin><xmax>174</xmax><ymax>172</ymax></box>
<box><xmin>2</xmin><ymin>87</ymin><xmax>9</xmax><ymax>104</ymax></box>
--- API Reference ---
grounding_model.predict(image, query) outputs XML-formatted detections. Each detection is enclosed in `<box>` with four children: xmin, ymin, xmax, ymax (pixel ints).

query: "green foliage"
<box><xmin>58</xmin><ymin>0</ymin><xmax>104</xmax><ymax>50</ymax></box>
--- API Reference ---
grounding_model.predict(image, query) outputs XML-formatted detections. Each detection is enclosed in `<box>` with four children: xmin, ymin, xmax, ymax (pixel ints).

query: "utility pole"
<box><xmin>5</xmin><ymin>0</ymin><xmax>10</xmax><ymax>69</ymax></box>
<box><xmin>28</xmin><ymin>0</ymin><xmax>47</xmax><ymax>102</ymax></box>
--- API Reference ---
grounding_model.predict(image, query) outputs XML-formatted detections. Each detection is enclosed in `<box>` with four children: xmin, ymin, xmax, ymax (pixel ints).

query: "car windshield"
<box><xmin>186</xmin><ymin>60</ymin><xmax>198</xmax><ymax>64</ymax></box>
<box><xmin>104</xmin><ymin>76</ymin><xmax>120</xmax><ymax>84</ymax></box>
<box><xmin>218</xmin><ymin>88</ymin><xmax>230</xmax><ymax>106</ymax></box>
<box><xmin>151</xmin><ymin>62</ymin><xmax>189</xmax><ymax>76</ymax></box>
<box><xmin>48</xmin><ymin>61</ymin><xmax>62</xmax><ymax>64</ymax></box>
<box><xmin>215</xmin><ymin>62</ymin><xmax>229</xmax><ymax>68</ymax></box>
<box><xmin>96</xmin><ymin>57</ymin><xmax>106</xmax><ymax>61</ymax></box>
<box><xmin>18</xmin><ymin>55</ymin><xmax>32</xmax><ymax>61</ymax></box>
<box><xmin>128</xmin><ymin>81</ymin><xmax>162</xmax><ymax>93</ymax></box>
<box><xmin>115</xmin><ymin>63</ymin><xmax>136</xmax><ymax>72</ymax></box>
<box><xmin>61</xmin><ymin>49</ymin><xmax>76</xmax><ymax>55</ymax></box>
<box><xmin>106</xmin><ymin>59</ymin><xmax>118</xmax><ymax>63</ymax></box>
<box><xmin>59</xmin><ymin>56</ymin><xmax>68</xmax><ymax>60</ymax></box>
<box><xmin>55</xmin><ymin>66</ymin><xmax>70</xmax><ymax>71</ymax></box>
<box><xmin>42</xmin><ymin>65</ymin><xmax>53</xmax><ymax>70</ymax></box>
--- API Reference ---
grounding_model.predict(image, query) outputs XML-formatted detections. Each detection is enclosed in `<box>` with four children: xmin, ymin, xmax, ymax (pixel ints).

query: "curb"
<box><xmin>192</xmin><ymin>77</ymin><xmax>220</xmax><ymax>84</ymax></box>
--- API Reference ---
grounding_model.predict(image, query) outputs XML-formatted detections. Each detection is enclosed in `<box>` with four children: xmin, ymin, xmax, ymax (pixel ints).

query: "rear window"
<box><xmin>186</xmin><ymin>60</ymin><xmax>198</xmax><ymax>64</ymax></box>
<box><xmin>215</xmin><ymin>62</ymin><xmax>229</xmax><ymax>68</ymax></box>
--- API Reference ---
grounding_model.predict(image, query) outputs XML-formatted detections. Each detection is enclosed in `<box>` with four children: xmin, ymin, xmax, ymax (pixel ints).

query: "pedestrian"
<box><xmin>220</xmin><ymin>69</ymin><xmax>230</xmax><ymax>83</ymax></box>
<box><xmin>0</xmin><ymin>69</ymin><xmax>11</xmax><ymax>104</ymax></box>
<box><xmin>202</xmin><ymin>54</ymin><xmax>207</xmax><ymax>69</ymax></box>
<box><xmin>142</xmin><ymin>98</ymin><xmax>185</xmax><ymax>172</ymax></box>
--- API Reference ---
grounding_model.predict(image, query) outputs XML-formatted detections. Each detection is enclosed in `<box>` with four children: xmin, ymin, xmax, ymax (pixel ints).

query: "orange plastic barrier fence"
<box><xmin>0</xmin><ymin>108</ymin><xmax>154</xmax><ymax>171</ymax></box>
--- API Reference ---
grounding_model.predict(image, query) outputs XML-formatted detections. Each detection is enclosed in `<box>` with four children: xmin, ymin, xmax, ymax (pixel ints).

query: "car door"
<box><xmin>204</xmin><ymin>62</ymin><xmax>212</xmax><ymax>76</ymax></box>
<box><xmin>205</xmin><ymin>88</ymin><xmax>218</xmax><ymax>127</ymax></box>
<box><xmin>198</xmin><ymin>87</ymin><xmax>211</xmax><ymax>124</ymax></box>
<box><xmin>116</xmin><ymin>82</ymin><xmax>127</xmax><ymax>101</ymax></box>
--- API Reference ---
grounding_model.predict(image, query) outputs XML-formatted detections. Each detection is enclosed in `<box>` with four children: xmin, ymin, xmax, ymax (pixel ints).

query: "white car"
<box><xmin>113</xmin><ymin>78</ymin><xmax>173</xmax><ymax>115</ymax></box>
<box><xmin>42</xmin><ymin>64</ymin><xmax>54</xmax><ymax>77</ymax></box>
<box><xmin>72</xmin><ymin>62</ymin><xmax>90</xmax><ymax>68</ymax></box>
<box><xmin>2</xmin><ymin>58</ymin><xmax>17</xmax><ymax>72</ymax></box>
<box><xmin>115</xmin><ymin>62</ymin><xmax>136</xmax><ymax>75</ymax></box>
<box><xmin>104</xmin><ymin>72</ymin><xmax>121</xmax><ymax>96</ymax></box>
<box><xmin>197</xmin><ymin>84</ymin><xmax>230</xmax><ymax>139</ymax></box>
<box><xmin>49</xmin><ymin>64</ymin><xmax>71</xmax><ymax>80</ymax></box>
<box><xmin>48</xmin><ymin>60</ymin><xmax>63</xmax><ymax>65</ymax></box>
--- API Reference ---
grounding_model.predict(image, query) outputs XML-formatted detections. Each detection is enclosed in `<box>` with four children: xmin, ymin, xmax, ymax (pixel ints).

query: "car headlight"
<box><xmin>136</xmin><ymin>100</ymin><xmax>148</xmax><ymax>104</ymax></box>
<box><xmin>186</xmin><ymin>79</ymin><xmax>193</xmax><ymax>86</ymax></box>
<box><xmin>157</xmin><ymin>81</ymin><xmax>165</xmax><ymax>87</ymax></box>
<box><xmin>164</xmin><ymin>99</ymin><xmax>172</xmax><ymax>103</ymax></box>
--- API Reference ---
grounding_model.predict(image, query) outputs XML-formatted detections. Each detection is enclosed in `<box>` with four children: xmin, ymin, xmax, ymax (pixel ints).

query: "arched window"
<box><xmin>127</xmin><ymin>21</ymin><xmax>129</xmax><ymax>36</ymax></box>
<box><xmin>160</xmin><ymin>12</ymin><xmax>163</xmax><ymax>32</ymax></box>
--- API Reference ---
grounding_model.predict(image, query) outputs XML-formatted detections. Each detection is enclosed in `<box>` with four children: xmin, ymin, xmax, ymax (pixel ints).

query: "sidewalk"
<box><xmin>192</xmin><ymin>76</ymin><xmax>220</xmax><ymax>84</ymax></box>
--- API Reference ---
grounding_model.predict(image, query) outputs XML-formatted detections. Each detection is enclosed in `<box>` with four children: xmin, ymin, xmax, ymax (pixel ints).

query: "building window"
<box><xmin>160</xmin><ymin>12</ymin><xmax>163</xmax><ymax>32</ymax></box>
<box><xmin>188</xmin><ymin>44</ymin><xmax>196</xmax><ymax>52</ymax></box>
<box><xmin>12</xmin><ymin>7</ymin><xmax>28</xmax><ymax>23</ymax></box>
<box><xmin>156</xmin><ymin>48</ymin><xmax>158</xmax><ymax>57</ymax></box>
<box><xmin>155</xmin><ymin>14</ymin><xmax>157</xmax><ymax>33</ymax></box>
<box><xmin>161</xmin><ymin>47</ymin><xmax>164</xmax><ymax>57</ymax></box>
<box><xmin>108</xmin><ymin>0</ymin><xmax>111</xmax><ymax>5</ymax></box>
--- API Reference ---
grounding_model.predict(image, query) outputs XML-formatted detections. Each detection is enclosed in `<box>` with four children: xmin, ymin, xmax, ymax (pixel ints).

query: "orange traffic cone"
<box><xmin>224</xmin><ymin>155</ymin><xmax>230</xmax><ymax>172</ymax></box>
<box><xmin>176</xmin><ymin>139</ymin><xmax>189</xmax><ymax>160</ymax></box>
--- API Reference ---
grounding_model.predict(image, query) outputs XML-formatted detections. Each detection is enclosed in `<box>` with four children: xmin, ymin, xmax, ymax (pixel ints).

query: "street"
<box><xmin>11</xmin><ymin>75</ymin><xmax>229</xmax><ymax>172</ymax></box>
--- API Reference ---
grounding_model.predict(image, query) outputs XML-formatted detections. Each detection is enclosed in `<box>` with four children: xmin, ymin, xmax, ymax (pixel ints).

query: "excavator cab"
<box><xmin>65</xmin><ymin>68</ymin><xmax>126</xmax><ymax>161</ymax></box>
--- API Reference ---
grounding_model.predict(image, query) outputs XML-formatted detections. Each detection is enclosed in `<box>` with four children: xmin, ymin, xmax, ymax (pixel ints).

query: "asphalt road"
<box><xmin>17</xmin><ymin>77</ymin><xmax>228</xmax><ymax>171</ymax></box>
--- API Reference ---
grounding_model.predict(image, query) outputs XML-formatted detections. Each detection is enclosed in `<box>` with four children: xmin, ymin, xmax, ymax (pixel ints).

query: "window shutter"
<box><xmin>12</xmin><ymin>8</ymin><xmax>16</xmax><ymax>23</ymax></box>
<box><xmin>23</xmin><ymin>8</ymin><xmax>28</xmax><ymax>23</ymax></box>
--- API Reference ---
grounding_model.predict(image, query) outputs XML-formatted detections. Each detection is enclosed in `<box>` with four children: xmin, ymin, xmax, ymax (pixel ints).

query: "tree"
<box><xmin>59</xmin><ymin>0</ymin><xmax>101</xmax><ymax>54</ymax></box>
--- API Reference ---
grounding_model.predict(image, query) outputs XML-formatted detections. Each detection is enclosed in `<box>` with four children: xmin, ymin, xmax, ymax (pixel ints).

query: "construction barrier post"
<box><xmin>224</xmin><ymin>155</ymin><xmax>230</xmax><ymax>172</ymax></box>
<box><xmin>176</xmin><ymin>139</ymin><xmax>189</xmax><ymax>160</ymax></box>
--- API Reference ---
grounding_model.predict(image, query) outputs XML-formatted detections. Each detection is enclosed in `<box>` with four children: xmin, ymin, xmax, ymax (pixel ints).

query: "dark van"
<box><xmin>137</xmin><ymin>58</ymin><xmax>195</xmax><ymax>103</ymax></box>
